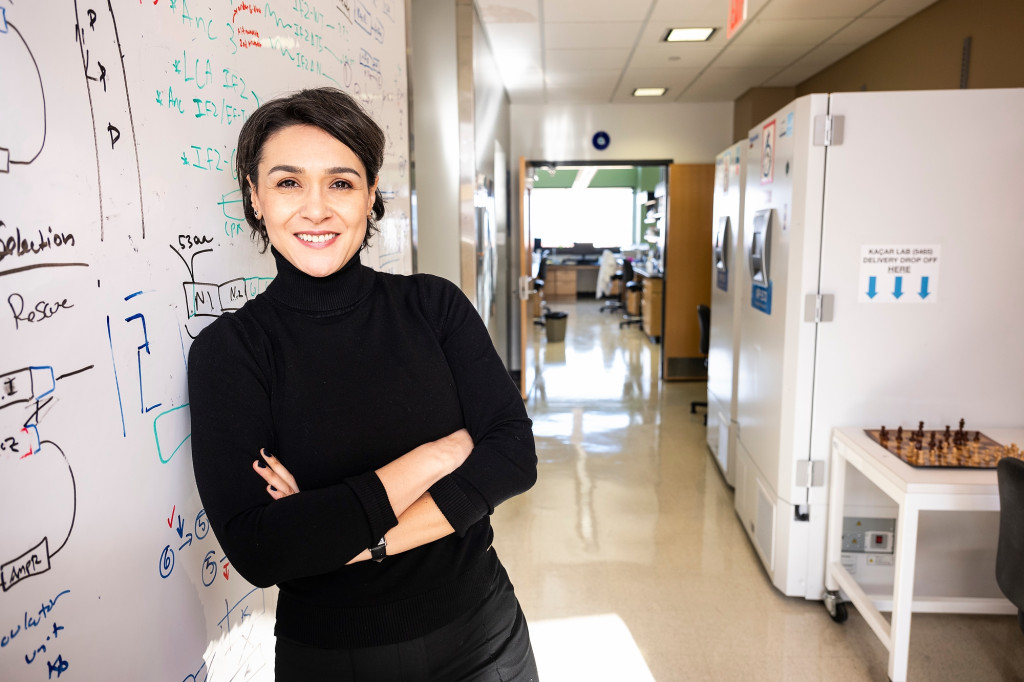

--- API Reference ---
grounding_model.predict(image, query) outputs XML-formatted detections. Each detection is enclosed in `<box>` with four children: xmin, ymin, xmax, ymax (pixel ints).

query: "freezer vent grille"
<box><xmin>755</xmin><ymin>481</ymin><xmax>775</xmax><ymax>573</ymax></box>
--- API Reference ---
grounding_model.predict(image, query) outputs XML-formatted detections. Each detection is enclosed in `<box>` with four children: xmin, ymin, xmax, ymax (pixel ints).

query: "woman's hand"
<box><xmin>434</xmin><ymin>428</ymin><xmax>474</xmax><ymax>472</ymax></box>
<box><xmin>253</xmin><ymin>449</ymin><xmax>299</xmax><ymax>500</ymax></box>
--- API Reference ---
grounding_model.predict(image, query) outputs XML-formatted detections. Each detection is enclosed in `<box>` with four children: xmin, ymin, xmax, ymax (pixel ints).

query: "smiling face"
<box><xmin>249</xmin><ymin>124</ymin><xmax>378</xmax><ymax>278</ymax></box>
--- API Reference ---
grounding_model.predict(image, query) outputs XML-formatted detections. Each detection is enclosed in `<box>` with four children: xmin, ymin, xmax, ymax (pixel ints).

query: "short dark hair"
<box><xmin>235</xmin><ymin>88</ymin><xmax>386</xmax><ymax>252</ymax></box>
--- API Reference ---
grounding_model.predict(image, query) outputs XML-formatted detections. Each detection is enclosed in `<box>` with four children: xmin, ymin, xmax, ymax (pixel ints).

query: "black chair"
<box><xmin>997</xmin><ymin>456</ymin><xmax>1024</xmax><ymax>634</ymax></box>
<box><xmin>690</xmin><ymin>304</ymin><xmax>711</xmax><ymax>423</ymax></box>
<box><xmin>619</xmin><ymin>260</ymin><xmax>643</xmax><ymax>329</ymax></box>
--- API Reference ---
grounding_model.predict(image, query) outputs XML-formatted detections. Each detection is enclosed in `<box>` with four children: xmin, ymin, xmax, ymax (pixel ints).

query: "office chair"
<box><xmin>689</xmin><ymin>304</ymin><xmax>711</xmax><ymax>424</ymax></box>
<box><xmin>617</xmin><ymin>259</ymin><xmax>643</xmax><ymax>329</ymax></box>
<box><xmin>600</xmin><ymin>265</ymin><xmax>625</xmax><ymax>313</ymax></box>
<box><xmin>996</xmin><ymin>456</ymin><xmax>1024</xmax><ymax>634</ymax></box>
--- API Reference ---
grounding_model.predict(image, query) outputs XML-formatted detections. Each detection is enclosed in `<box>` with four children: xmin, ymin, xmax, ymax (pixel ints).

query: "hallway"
<box><xmin>491</xmin><ymin>299</ymin><xmax>1024</xmax><ymax>681</ymax></box>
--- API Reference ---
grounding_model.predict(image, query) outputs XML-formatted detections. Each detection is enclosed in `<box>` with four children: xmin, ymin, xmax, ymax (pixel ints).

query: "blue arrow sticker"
<box><xmin>866</xmin><ymin>276</ymin><xmax>878</xmax><ymax>299</ymax></box>
<box><xmin>919</xmin><ymin>276</ymin><xmax>930</xmax><ymax>299</ymax></box>
<box><xmin>893</xmin><ymin>276</ymin><xmax>904</xmax><ymax>300</ymax></box>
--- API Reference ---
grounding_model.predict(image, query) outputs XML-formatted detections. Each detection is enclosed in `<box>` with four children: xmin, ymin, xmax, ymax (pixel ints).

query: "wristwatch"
<box><xmin>369</xmin><ymin>536</ymin><xmax>387</xmax><ymax>563</ymax></box>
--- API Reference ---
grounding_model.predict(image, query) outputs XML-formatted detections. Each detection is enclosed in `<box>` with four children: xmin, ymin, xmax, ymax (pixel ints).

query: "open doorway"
<box><xmin>519</xmin><ymin>160</ymin><xmax>670</xmax><ymax>403</ymax></box>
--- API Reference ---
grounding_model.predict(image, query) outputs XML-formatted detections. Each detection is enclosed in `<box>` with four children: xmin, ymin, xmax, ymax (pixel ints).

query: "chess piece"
<box><xmin>917</xmin><ymin>421</ymin><xmax>925</xmax><ymax>439</ymax></box>
<box><xmin>896</xmin><ymin>426</ymin><xmax>903</xmax><ymax>442</ymax></box>
<box><xmin>929</xmin><ymin>432</ymin><xmax>937</xmax><ymax>449</ymax></box>
<box><xmin>974</xmin><ymin>431</ymin><xmax>980</xmax><ymax>443</ymax></box>
<box><xmin>880</xmin><ymin>425</ymin><xmax>889</xmax><ymax>442</ymax></box>
<box><xmin>944</xmin><ymin>425</ymin><xmax>951</xmax><ymax>442</ymax></box>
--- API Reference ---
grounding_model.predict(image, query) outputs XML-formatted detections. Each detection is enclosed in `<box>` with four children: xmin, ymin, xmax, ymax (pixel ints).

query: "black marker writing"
<box><xmin>0</xmin><ymin>223</ymin><xmax>76</xmax><ymax>264</ymax></box>
<box><xmin>7</xmin><ymin>293</ymin><xmax>74</xmax><ymax>330</ymax></box>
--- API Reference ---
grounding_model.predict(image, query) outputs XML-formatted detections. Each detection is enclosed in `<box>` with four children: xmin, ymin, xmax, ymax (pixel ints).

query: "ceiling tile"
<box><xmin>612</xmin><ymin>65</ymin><xmax>702</xmax><ymax>101</ymax></box>
<box><xmin>545</xmin><ymin>69</ymin><xmax>623</xmax><ymax>88</ymax></box>
<box><xmin>629</xmin><ymin>44</ymin><xmax>719</xmax><ymax>70</ymax></box>
<box><xmin>648</xmin><ymin>0</ymin><xmax>729</xmax><ymax>24</ymax></box>
<box><xmin>736</xmin><ymin>17</ymin><xmax>850</xmax><ymax>46</ymax></box>
<box><xmin>546</xmin><ymin>47</ymin><xmax>632</xmax><ymax>71</ymax></box>
<box><xmin>477</xmin><ymin>0</ymin><xmax>943</xmax><ymax>104</ymax></box>
<box><xmin>828</xmin><ymin>16</ymin><xmax>904</xmax><ymax>44</ymax></box>
<box><xmin>758</xmin><ymin>0</ymin><xmax>879</xmax><ymax>20</ymax></box>
<box><xmin>864</xmin><ymin>0</ymin><xmax>940</xmax><ymax>18</ymax></box>
<box><xmin>637</xmin><ymin>21</ymin><xmax>729</xmax><ymax>46</ymax></box>
<box><xmin>619</xmin><ymin>66</ymin><xmax>702</xmax><ymax>87</ymax></box>
<box><xmin>476</xmin><ymin>0</ymin><xmax>540</xmax><ymax>23</ymax></box>
<box><xmin>713</xmin><ymin>42</ymin><xmax>812</xmax><ymax>68</ymax></box>
<box><xmin>543</xmin><ymin>0</ymin><xmax>655</xmax><ymax>23</ymax></box>
<box><xmin>676</xmin><ymin>66</ymin><xmax>779</xmax><ymax>101</ymax></box>
<box><xmin>545</xmin><ymin>21</ymin><xmax>644</xmax><ymax>49</ymax></box>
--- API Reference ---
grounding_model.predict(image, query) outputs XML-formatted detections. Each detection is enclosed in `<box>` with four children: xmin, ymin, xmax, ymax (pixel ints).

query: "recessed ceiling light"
<box><xmin>633</xmin><ymin>88</ymin><xmax>667</xmax><ymax>97</ymax></box>
<box><xmin>665</xmin><ymin>27</ymin><xmax>716</xmax><ymax>42</ymax></box>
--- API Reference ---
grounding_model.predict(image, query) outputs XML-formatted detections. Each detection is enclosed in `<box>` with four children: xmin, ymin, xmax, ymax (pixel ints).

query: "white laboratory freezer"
<box><xmin>732</xmin><ymin>88</ymin><xmax>1024</xmax><ymax>601</ymax></box>
<box><xmin>706</xmin><ymin>142</ymin><xmax>746</xmax><ymax>487</ymax></box>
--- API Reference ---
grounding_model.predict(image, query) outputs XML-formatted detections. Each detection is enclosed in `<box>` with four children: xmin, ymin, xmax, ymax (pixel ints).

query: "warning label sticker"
<box><xmin>858</xmin><ymin>244</ymin><xmax>940</xmax><ymax>303</ymax></box>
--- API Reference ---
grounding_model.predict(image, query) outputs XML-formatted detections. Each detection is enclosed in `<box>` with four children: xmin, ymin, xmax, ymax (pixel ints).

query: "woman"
<box><xmin>187</xmin><ymin>87</ymin><xmax>539</xmax><ymax>681</ymax></box>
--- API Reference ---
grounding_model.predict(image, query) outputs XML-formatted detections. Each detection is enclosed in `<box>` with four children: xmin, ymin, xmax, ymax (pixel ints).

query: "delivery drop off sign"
<box><xmin>858</xmin><ymin>245</ymin><xmax>940</xmax><ymax>303</ymax></box>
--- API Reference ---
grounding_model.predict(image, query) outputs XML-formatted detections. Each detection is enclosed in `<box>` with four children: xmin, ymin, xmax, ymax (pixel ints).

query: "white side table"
<box><xmin>824</xmin><ymin>427</ymin><xmax>1021</xmax><ymax>682</ymax></box>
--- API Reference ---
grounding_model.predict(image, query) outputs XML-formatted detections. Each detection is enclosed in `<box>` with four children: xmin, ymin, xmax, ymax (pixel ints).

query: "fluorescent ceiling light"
<box><xmin>665</xmin><ymin>27</ymin><xmax>715</xmax><ymax>42</ymax></box>
<box><xmin>633</xmin><ymin>88</ymin><xmax>667</xmax><ymax>97</ymax></box>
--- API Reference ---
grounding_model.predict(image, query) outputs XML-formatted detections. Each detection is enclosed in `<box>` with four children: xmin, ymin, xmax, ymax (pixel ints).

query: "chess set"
<box><xmin>864</xmin><ymin>419</ymin><xmax>1023</xmax><ymax>469</ymax></box>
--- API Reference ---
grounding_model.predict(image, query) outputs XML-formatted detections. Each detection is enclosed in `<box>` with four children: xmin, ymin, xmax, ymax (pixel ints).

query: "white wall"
<box><xmin>472</xmin><ymin>7</ymin><xmax>512</xmax><ymax>361</ymax></box>
<box><xmin>410</xmin><ymin>0</ymin><xmax>461</xmax><ymax>284</ymax></box>
<box><xmin>510</xmin><ymin>102</ymin><xmax>734</xmax><ymax>164</ymax></box>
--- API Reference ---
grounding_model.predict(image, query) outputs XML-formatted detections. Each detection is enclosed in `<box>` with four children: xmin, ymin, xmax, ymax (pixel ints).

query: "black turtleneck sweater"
<box><xmin>187</xmin><ymin>249</ymin><xmax>536</xmax><ymax>648</ymax></box>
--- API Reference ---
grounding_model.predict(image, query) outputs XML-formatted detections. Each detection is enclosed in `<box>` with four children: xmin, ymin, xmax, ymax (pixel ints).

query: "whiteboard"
<box><xmin>0</xmin><ymin>1</ymin><xmax>411</xmax><ymax>679</ymax></box>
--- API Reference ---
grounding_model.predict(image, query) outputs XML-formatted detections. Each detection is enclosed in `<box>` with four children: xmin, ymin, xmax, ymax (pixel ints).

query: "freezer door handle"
<box><xmin>749</xmin><ymin>209</ymin><xmax>773</xmax><ymax>284</ymax></box>
<box><xmin>714</xmin><ymin>216</ymin><xmax>731</xmax><ymax>271</ymax></box>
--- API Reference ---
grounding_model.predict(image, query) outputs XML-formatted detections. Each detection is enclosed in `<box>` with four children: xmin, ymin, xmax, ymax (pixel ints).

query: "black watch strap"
<box><xmin>369</xmin><ymin>536</ymin><xmax>387</xmax><ymax>563</ymax></box>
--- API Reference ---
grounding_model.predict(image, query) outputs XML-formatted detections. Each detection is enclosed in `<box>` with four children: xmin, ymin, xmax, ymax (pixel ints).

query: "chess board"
<box><xmin>864</xmin><ymin>426</ymin><xmax>1021</xmax><ymax>469</ymax></box>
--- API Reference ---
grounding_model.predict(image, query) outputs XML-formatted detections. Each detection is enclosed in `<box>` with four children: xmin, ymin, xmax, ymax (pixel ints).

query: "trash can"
<box><xmin>544</xmin><ymin>311</ymin><xmax>568</xmax><ymax>343</ymax></box>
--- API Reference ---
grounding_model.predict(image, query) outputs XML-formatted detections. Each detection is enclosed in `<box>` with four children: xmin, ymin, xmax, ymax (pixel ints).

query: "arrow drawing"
<box><xmin>919</xmin><ymin>276</ymin><xmax>930</xmax><ymax>299</ymax></box>
<box><xmin>866</xmin><ymin>276</ymin><xmax>878</xmax><ymax>299</ymax></box>
<box><xmin>893</xmin><ymin>276</ymin><xmax>904</xmax><ymax>300</ymax></box>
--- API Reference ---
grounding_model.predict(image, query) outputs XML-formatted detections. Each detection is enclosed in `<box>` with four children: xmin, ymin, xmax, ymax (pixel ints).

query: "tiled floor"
<box><xmin>491</xmin><ymin>298</ymin><xmax>1024</xmax><ymax>681</ymax></box>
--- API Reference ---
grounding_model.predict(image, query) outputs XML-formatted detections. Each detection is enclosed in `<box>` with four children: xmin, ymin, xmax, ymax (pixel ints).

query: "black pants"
<box><xmin>275</xmin><ymin>563</ymin><xmax>538</xmax><ymax>681</ymax></box>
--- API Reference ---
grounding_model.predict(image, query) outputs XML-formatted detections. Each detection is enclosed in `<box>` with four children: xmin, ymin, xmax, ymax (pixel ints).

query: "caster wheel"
<box><xmin>824</xmin><ymin>591</ymin><xmax>848</xmax><ymax>623</ymax></box>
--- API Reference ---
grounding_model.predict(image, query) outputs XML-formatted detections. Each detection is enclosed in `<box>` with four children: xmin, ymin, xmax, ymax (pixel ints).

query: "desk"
<box><xmin>631</xmin><ymin>267</ymin><xmax>662</xmax><ymax>342</ymax></box>
<box><xmin>825</xmin><ymin>427</ymin><xmax>1021</xmax><ymax>682</ymax></box>
<box><xmin>545</xmin><ymin>264</ymin><xmax>599</xmax><ymax>299</ymax></box>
